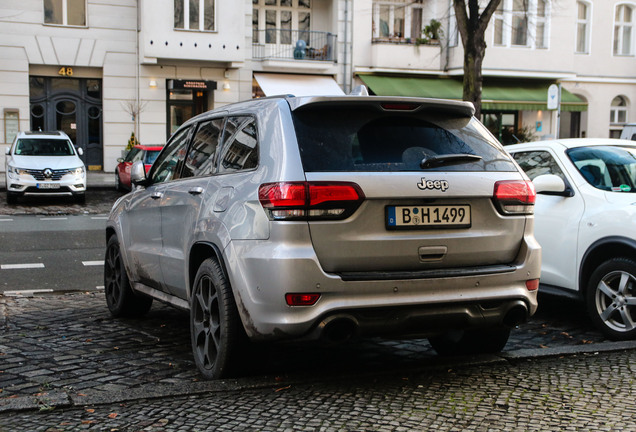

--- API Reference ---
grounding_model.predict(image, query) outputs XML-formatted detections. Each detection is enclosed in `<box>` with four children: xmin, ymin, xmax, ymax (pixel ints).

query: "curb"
<box><xmin>2</xmin><ymin>341</ymin><xmax>635</xmax><ymax>414</ymax></box>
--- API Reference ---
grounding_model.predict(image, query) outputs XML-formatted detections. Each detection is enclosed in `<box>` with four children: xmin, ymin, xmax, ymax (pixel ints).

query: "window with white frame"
<box><xmin>610</xmin><ymin>96</ymin><xmax>629</xmax><ymax>124</ymax></box>
<box><xmin>493</xmin><ymin>0</ymin><xmax>550</xmax><ymax>49</ymax></box>
<box><xmin>372</xmin><ymin>0</ymin><xmax>447</xmax><ymax>44</ymax></box>
<box><xmin>576</xmin><ymin>1</ymin><xmax>591</xmax><ymax>54</ymax></box>
<box><xmin>252</xmin><ymin>0</ymin><xmax>311</xmax><ymax>45</ymax></box>
<box><xmin>614</xmin><ymin>3</ymin><xmax>634</xmax><ymax>56</ymax></box>
<box><xmin>174</xmin><ymin>0</ymin><xmax>216</xmax><ymax>31</ymax></box>
<box><xmin>44</xmin><ymin>0</ymin><xmax>86</xmax><ymax>26</ymax></box>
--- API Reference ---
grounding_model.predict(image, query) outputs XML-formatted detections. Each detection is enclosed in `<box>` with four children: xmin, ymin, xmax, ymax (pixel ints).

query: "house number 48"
<box><xmin>58</xmin><ymin>67</ymin><xmax>74</xmax><ymax>76</ymax></box>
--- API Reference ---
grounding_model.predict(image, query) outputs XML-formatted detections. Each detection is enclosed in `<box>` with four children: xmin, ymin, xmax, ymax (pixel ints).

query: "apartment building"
<box><xmin>0</xmin><ymin>0</ymin><xmax>634</xmax><ymax>172</ymax></box>
<box><xmin>353</xmin><ymin>0</ymin><xmax>636</xmax><ymax>143</ymax></box>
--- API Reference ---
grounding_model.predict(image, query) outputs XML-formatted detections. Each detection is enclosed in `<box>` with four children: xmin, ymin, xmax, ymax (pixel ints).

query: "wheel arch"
<box><xmin>580</xmin><ymin>236</ymin><xmax>636</xmax><ymax>295</ymax></box>
<box><xmin>188</xmin><ymin>242</ymin><xmax>229</xmax><ymax>298</ymax></box>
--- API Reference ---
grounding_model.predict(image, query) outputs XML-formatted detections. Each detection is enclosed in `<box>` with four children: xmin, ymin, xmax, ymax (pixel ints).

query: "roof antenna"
<box><xmin>349</xmin><ymin>85</ymin><xmax>369</xmax><ymax>96</ymax></box>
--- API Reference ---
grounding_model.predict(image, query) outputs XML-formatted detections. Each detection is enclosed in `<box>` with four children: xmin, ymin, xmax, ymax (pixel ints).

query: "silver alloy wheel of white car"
<box><xmin>587</xmin><ymin>258</ymin><xmax>636</xmax><ymax>340</ymax></box>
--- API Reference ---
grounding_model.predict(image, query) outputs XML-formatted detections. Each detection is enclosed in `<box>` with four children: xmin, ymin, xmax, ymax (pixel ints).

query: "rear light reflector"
<box><xmin>285</xmin><ymin>293</ymin><xmax>321</xmax><ymax>306</ymax></box>
<box><xmin>526</xmin><ymin>279</ymin><xmax>540</xmax><ymax>291</ymax></box>
<box><xmin>493</xmin><ymin>180</ymin><xmax>536</xmax><ymax>215</ymax></box>
<box><xmin>259</xmin><ymin>181</ymin><xmax>364</xmax><ymax>221</ymax></box>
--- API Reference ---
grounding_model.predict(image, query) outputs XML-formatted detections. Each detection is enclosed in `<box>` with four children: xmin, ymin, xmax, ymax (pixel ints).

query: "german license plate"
<box><xmin>37</xmin><ymin>183</ymin><xmax>61</xmax><ymax>189</ymax></box>
<box><xmin>387</xmin><ymin>205</ymin><xmax>471</xmax><ymax>229</ymax></box>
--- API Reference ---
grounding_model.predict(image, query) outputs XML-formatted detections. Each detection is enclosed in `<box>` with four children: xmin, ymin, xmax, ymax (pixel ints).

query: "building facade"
<box><xmin>0</xmin><ymin>0</ymin><xmax>635</xmax><ymax>173</ymax></box>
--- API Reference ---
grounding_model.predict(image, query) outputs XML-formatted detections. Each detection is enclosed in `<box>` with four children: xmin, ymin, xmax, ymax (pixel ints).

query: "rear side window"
<box><xmin>292</xmin><ymin>109</ymin><xmax>516</xmax><ymax>172</ymax></box>
<box><xmin>218</xmin><ymin>116</ymin><xmax>258</xmax><ymax>173</ymax></box>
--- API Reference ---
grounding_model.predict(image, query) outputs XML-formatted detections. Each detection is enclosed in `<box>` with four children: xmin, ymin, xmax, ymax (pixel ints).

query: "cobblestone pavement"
<box><xmin>2</xmin><ymin>180</ymin><xmax>636</xmax><ymax>430</ymax></box>
<box><xmin>0</xmin><ymin>188</ymin><xmax>121</xmax><ymax>216</ymax></box>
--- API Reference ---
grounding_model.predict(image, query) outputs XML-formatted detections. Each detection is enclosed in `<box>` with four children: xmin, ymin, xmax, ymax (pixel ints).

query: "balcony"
<box><xmin>252</xmin><ymin>29</ymin><xmax>337</xmax><ymax>62</ymax></box>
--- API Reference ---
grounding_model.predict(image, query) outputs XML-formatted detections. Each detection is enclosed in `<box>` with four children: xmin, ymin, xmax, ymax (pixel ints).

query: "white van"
<box><xmin>620</xmin><ymin>123</ymin><xmax>636</xmax><ymax>141</ymax></box>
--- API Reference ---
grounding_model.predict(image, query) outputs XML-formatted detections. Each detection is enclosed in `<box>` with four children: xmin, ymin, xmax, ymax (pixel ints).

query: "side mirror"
<box><xmin>533</xmin><ymin>174</ymin><xmax>574</xmax><ymax>197</ymax></box>
<box><xmin>4</xmin><ymin>147</ymin><xmax>9</xmax><ymax>155</ymax></box>
<box><xmin>117</xmin><ymin>158</ymin><xmax>124</xmax><ymax>163</ymax></box>
<box><xmin>77</xmin><ymin>147</ymin><xmax>84</xmax><ymax>156</ymax></box>
<box><xmin>130</xmin><ymin>160</ymin><xmax>147</xmax><ymax>186</ymax></box>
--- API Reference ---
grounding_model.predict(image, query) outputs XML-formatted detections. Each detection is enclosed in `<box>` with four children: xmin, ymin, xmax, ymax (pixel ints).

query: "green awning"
<box><xmin>358</xmin><ymin>75</ymin><xmax>587</xmax><ymax>112</ymax></box>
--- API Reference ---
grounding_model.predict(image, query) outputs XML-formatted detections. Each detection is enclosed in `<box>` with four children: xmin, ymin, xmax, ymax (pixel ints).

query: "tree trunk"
<box><xmin>453</xmin><ymin>0</ymin><xmax>502</xmax><ymax>119</ymax></box>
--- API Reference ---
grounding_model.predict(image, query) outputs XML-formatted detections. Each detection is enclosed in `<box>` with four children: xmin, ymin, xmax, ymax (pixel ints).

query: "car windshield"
<box><xmin>144</xmin><ymin>150</ymin><xmax>161</xmax><ymax>165</ymax></box>
<box><xmin>292</xmin><ymin>109</ymin><xmax>517</xmax><ymax>172</ymax></box>
<box><xmin>567</xmin><ymin>145</ymin><xmax>636</xmax><ymax>192</ymax></box>
<box><xmin>14</xmin><ymin>138</ymin><xmax>75</xmax><ymax>156</ymax></box>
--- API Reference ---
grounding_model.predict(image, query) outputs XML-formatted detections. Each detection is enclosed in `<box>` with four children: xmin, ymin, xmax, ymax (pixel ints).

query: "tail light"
<box><xmin>259</xmin><ymin>181</ymin><xmax>365</xmax><ymax>221</ymax></box>
<box><xmin>493</xmin><ymin>180</ymin><xmax>536</xmax><ymax>215</ymax></box>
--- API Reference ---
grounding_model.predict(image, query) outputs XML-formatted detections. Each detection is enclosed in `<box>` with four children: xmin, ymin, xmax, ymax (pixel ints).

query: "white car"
<box><xmin>5</xmin><ymin>131</ymin><xmax>86</xmax><ymax>204</ymax></box>
<box><xmin>507</xmin><ymin>138</ymin><xmax>636</xmax><ymax>340</ymax></box>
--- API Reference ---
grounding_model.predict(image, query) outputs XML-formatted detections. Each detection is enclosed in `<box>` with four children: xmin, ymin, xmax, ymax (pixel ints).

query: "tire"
<box><xmin>115</xmin><ymin>171</ymin><xmax>124</xmax><ymax>192</ymax></box>
<box><xmin>586</xmin><ymin>257</ymin><xmax>636</xmax><ymax>341</ymax></box>
<box><xmin>74</xmin><ymin>193</ymin><xmax>86</xmax><ymax>204</ymax></box>
<box><xmin>6</xmin><ymin>193</ymin><xmax>18</xmax><ymax>205</ymax></box>
<box><xmin>428</xmin><ymin>326</ymin><xmax>511</xmax><ymax>356</ymax></box>
<box><xmin>190</xmin><ymin>258</ymin><xmax>242</xmax><ymax>379</ymax></box>
<box><xmin>104</xmin><ymin>235</ymin><xmax>153</xmax><ymax>317</ymax></box>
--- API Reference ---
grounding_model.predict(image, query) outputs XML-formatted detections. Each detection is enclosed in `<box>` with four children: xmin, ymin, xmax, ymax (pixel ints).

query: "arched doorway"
<box><xmin>29</xmin><ymin>76</ymin><xmax>103</xmax><ymax>170</ymax></box>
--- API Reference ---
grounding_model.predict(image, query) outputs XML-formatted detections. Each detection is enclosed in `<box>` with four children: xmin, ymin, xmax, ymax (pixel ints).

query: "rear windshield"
<box><xmin>292</xmin><ymin>108</ymin><xmax>516</xmax><ymax>172</ymax></box>
<box><xmin>14</xmin><ymin>138</ymin><xmax>75</xmax><ymax>156</ymax></box>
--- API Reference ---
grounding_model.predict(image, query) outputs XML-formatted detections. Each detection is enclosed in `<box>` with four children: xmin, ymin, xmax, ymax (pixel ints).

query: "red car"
<box><xmin>115</xmin><ymin>144</ymin><xmax>163</xmax><ymax>191</ymax></box>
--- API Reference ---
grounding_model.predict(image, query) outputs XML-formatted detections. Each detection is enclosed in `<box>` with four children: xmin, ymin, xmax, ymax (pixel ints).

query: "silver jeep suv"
<box><xmin>105</xmin><ymin>92</ymin><xmax>541</xmax><ymax>379</ymax></box>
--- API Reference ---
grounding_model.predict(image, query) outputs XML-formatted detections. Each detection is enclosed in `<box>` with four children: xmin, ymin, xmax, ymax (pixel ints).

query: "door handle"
<box><xmin>189</xmin><ymin>187</ymin><xmax>204</xmax><ymax>195</ymax></box>
<box><xmin>151</xmin><ymin>191</ymin><xmax>163</xmax><ymax>200</ymax></box>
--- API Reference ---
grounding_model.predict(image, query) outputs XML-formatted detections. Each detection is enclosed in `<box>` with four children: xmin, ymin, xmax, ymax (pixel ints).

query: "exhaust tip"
<box><xmin>503</xmin><ymin>304</ymin><xmax>529</xmax><ymax>327</ymax></box>
<box><xmin>322</xmin><ymin>317</ymin><xmax>357</xmax><ymax>343</ymax></box>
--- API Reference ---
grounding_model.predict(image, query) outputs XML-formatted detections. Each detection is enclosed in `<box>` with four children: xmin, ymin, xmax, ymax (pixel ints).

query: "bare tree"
<box><xmin>453</xmin><ymin>0</ymin><xmax>502</xmax><ymax>118</ymax></box>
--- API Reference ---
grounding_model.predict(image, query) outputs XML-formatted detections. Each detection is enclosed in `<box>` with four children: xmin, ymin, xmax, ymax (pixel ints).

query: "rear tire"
<box><xmin>586</xmin><ymin>257</ymin><xmax>636</xmax><ymax>341</ymax></box>
<box><xmin>429</xmin><ymin>326</ymin><xmax>511</xmax><ymax>356</ymax></box>
<box><xmin>190</xmin><ymin>258</ymin><xmax>242</xmax><ymax>379</ymax></box>
<box><xmin>104</xmin><ymin>235</ymin><xmax>153</xmax><ymax>317</ymax></box>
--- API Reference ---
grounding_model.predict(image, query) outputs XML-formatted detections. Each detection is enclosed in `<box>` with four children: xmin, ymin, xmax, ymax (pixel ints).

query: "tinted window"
<box><xmin>512</xmin><ymin>151</ymin><xmax>566</xmax><ymax>181</ymax></box>
<box><xmin>292</xmin><ymin>109</ymin><xmax>516</xmax><ymax>172</ymax></box>
<box><xmin>150</xmin><ymin>127</ymin><xmax>192</xmax><ymax>184</ymax></box>
<box><xmin>218</xmin><ymin>116</ymin><xmax>258</xmax><ymax>173</ymax></box>
<box><xmin>567</xmin><ymin>145</ymin><xmax>636</xmax><ymax>192</ymax></box>
<box><xmin>15</xmin><ymin>138</ymin><xmax>75</xmax><ymax>156</ymax></box>
<box><xmin>182</xmin><ymin>118</ymin><xmax>224</xmax><ymax>178</ymax></box>
<box><xmin>144</xmin><ymin>150</ymin><xmax>161</xmax><ymax>165</ymax></box>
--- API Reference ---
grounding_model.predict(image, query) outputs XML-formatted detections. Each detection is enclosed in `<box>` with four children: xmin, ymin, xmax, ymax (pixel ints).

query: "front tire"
<box><xmin>104</xmin><ymin>235</ymin><xmax>153</xmax><ymax>317</ymax></box>
<box><xmin>190</xmin><ymin>258</ymin><xmax>242</xmax><ymax>379</ymax></box>
<box><xmin>586</xmin><ymin>258</ymin><xmax>636</xmax><ymax>341</ymax></box>
<box><xmin>429</xmin><ymin>326</ymin><xmax>511</xmax><ymax>356</ymax></box>
<box><xmin>6</xmin><ymin>192</ymin><xmax>18</xmax><ymax>205</ymax></box>
<box><xmin>115</xmin><ymin>170</ymin><xmax>124</xmax><ymax>192</ymax></box>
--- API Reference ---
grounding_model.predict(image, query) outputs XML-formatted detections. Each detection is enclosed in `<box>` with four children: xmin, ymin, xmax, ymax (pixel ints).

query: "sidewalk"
<box><xmin>1</xmin><ymin>291</ymin><xmax>635</xmax><ymax>414</ymax></box>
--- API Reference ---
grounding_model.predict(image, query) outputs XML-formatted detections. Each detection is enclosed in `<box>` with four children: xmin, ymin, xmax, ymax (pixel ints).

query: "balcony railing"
<box><xmin>252</xmin><ymin>29</ymin><xmax>336</xmax><ymax>62</ymax></box>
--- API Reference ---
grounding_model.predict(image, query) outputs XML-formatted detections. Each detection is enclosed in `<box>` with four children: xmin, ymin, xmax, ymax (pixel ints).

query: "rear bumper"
<box><xmin>224</xmin><ymin>232</ymin><xmax>541</xmax><ymax>341</ymax></box>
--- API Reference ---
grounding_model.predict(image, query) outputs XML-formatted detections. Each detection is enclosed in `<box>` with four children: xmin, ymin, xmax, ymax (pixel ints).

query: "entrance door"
<box><xmin>29</xmin><ymin>77</ymin><xmax>103</xmax><ymax>169</ymax></box>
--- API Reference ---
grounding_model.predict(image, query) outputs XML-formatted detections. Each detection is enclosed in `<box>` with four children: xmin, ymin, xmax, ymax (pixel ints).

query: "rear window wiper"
<box><xmin>420</xmin><ymin>154</ymin><xmax>483</xmax><ymax>169</ymax></box>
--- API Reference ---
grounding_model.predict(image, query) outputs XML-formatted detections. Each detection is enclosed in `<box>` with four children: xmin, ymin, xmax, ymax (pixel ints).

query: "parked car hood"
<box><xmin>10</xmin><ymin>155</ymin><xmax>84</xmax><ymax>169</ymax></box>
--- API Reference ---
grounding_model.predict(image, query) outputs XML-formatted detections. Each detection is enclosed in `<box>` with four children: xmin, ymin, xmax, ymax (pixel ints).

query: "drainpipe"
<box><xmin>135</xmin><ymin>0</ymin><xmax>141</xmax><ymax>142</ymax></box>
<box><xmin>343</xmin><ymin>0</ymin><xmax>349</xmax><ymax>93</ymax></box>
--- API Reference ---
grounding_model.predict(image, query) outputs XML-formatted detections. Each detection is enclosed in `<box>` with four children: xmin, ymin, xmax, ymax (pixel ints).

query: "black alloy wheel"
<box><xmin>190</xmin><ymin>258</ymin><xmax>242</xmax><ymax>379</ymax></box>
<box><xmin>104</xmin><ymin>235</ymin><xmax>152</xmax><ymax>317</ymax></box>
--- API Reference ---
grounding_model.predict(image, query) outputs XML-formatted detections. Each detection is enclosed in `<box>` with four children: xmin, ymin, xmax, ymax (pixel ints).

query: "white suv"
<box><xmin>5</xmin><ymin>131</ymin><xmax>86</xmax><ymax>204</ymax></box>
<box><xmin>105</xmin><ymin>93</ymin><xmax>541</xmax><ymax>379</ymax></box>
<box><xmin>508</xmin><ymin>138</ymin><xmax>636</xmax><ymax>341</ymax></box>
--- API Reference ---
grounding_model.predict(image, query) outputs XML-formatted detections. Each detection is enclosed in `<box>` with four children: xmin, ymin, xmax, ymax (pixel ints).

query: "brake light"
<box><xmin>493</xmin><ymin>180</ymin><xmax>536</xmax><ymax>215</ymax></box>
<box><xmin>286</xmin><ymin>293</ymin><xmax>321</xmax><ymax>306</ymax></box>
<box><xmin>380</xmin><ymin>102</ymin><xmax>420</xmax><ymax>111</ymax></box>
<box><xmin>259</xmin><ymin>182</ymin><xmax>365</xmax><ymax>220</ymax></box>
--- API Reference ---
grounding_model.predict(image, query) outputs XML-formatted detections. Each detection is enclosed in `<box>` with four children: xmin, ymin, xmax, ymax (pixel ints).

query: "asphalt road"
<box><xmin>0</xmin><ymin>214</ymin><xmax>107</xmax><ymax>294</ymax></box>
